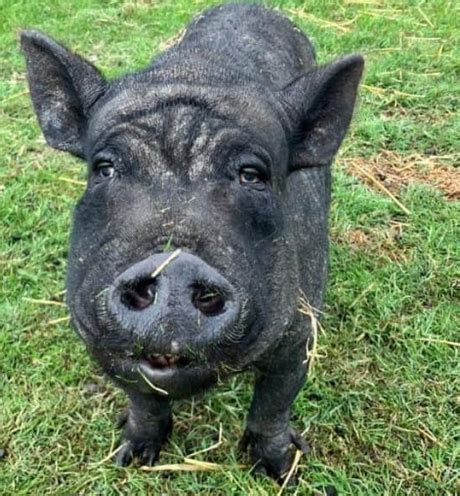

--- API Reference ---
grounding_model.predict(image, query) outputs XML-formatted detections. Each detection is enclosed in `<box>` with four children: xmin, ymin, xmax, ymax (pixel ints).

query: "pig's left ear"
<box><xmin>20</xmin><ymin>30</ymin><xmax>107</xmax><ymax>158</ymax></box>
<box><xmin>281</xmin><ymin>55</ymin><xmax>364</xmax><ymax>170</ymax></box>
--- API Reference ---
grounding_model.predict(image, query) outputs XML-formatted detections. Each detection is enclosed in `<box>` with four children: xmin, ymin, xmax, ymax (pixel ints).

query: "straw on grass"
<box><xmin>418</xmin><ymin>338</ymin><xmax>460</xmax><ymax>347</ymax></box>
<box><xmin>47</xmin><ymin>316</ymin><xmax>70</xmax><ymax>325</ymax></box>
<box><xmin>187</xmin><ymin>424</ymin><xmax>223</xmax><ymax>458</ymax></box>
<box><xmin>24</xmin><ymin>297</ymin><xmax>66</xmax><ymax>307</ymax></box>
<box><xmin>140</xmin><ymin>462</ymin><xmax>219</xmax><ymax>472</ymax></box>
<box><xmin>362</xmin><ymin>84</ymin><xmax>425</xmax><ymax>99</ymax></box>
<box><xmin>183</xmin><ymin>457</ymin><xmax>224</xmax><ymax>469</ymax></box>
<box><xmin>349</xmin><ymin>162</ymin><xmax>411</xmax><ymax>215</ymax></box>
<box><xmin>416</xmin><ymin>6</ymin><xmax>434</xmax><ymax>27</ymax></box>
<box><xmin>287</xmin><ymin>9</ymin><xmax>356</xmax><ymax>32</ymax></box>
<box><xmin>0</xmin><ymin>90</ymin><xmax>29</xmax><ymax>105</ymax></box>
<box><xmin>418</xmin><ymin>425</ymin><xmax>445</xmax><ymax>448</ymax></box>
<box><xmin>58</xmin><ymin>177</ymin><xmax>86</xmax><ymax>186</ymax></box>
<box><xmin>276</xmin><ymin>449</ymin><xmax>303</xmax><ymax>496</ymax></box>
<box><xmin>91</xmin><ymin>440</ymin><xmax>126</xmax><ymax>467</ymax></box>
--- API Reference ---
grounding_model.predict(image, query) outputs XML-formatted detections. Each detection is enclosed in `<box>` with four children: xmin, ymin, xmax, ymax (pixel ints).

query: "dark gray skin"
<box><xmin>21</xmin><ymin>3</ymin><xmax>363</xmax><ymax>482</ymax></box>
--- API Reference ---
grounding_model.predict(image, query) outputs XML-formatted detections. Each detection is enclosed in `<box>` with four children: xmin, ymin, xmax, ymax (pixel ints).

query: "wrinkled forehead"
<box><xmin>87</xmin><ymin>83</ymin><xmax>287</xmax><ymax>177</ymax></box>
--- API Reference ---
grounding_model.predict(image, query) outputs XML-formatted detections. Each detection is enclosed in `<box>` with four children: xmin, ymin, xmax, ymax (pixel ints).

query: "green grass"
<box><xmin>1</xmin><ymin>0</ymin><xmax>459</xmax><ymax>494</ymax></box>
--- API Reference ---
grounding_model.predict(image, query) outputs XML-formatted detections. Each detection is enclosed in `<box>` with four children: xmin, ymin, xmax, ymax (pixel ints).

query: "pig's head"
<box><xmin>21</xmin><ymin>31</ymin><xmax>363</xmax><ymax>397</ymax></box>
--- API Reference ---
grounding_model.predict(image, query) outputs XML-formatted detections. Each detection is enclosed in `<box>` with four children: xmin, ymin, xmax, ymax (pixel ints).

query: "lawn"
<box><xmin>0</xmin><ymin>0</ymin><xmax>458</xmax><ymax>494</ymax></box>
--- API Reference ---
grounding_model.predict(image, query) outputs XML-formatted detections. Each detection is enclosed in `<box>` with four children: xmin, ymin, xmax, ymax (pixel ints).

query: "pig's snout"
<box><xmin>103</xmin><ymin>252</ymin><xmax>240</xmax><ymax>344</ymax></box>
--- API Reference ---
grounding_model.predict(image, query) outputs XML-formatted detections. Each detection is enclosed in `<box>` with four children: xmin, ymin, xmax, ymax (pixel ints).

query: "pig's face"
<box><xmin>66</xmin><ymin>82</ymin><xmax>300</xmax><ymax>395</ymax></box>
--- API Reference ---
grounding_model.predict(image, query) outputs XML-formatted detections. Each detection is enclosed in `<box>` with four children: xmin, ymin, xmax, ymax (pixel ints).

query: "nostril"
<box><xmin>121</xmin><ymin>277</ymin><xmax>157</xmax><ymax>310</ymax></box>
<box><xmin>192</xmin><ymin>283</ymin><xmax>226</xmax><ymax>316</ymax></box>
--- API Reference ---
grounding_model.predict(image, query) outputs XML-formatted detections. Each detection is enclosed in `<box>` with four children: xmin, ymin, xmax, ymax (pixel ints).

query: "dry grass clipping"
<box><xmin>141</xmin><ymin>459</ymin><xmax>225</xmax><ymax>472</ymax></box>
<box><xmin>286</xmin><ymin>8</ymin><xmax>356</xmax><ymax>32</ymax></box>
<box><xmin>298</xmin><ymin>292</ymin><xmax>325</xmax><ymax>374</ymax></box>
<box><xmin>187</xmin><ymin>424</ymin><xmax>223</xmax><ymax>458</ymax></box>
<box><xmin>158</xmin><ymin>28</ymin><xmax>186</xmax><ymax>51</ymax></box>
<box><xmin>138</xmin><ymin>369</ymin><xmax>169</xmax><ymax>396</ymax></box>
<box><xmin>151</xmin><ymin>248</ymin><xmax>181</xmax><ymax>278</ymax></box>
<box><xmin>24</xmin><ymin>297</ymin><xmax>66</xmax><ymax>307</ymax></box>
<box><xmin>276</xmin><ymin>449</ymin><xmax>303</xmax><ymax>496</ymax></box>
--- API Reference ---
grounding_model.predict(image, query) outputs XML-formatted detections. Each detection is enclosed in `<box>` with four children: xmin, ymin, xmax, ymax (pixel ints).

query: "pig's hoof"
<box><xmin>240</xmin><ymin>427</ymin><xmax>309</xmax><ymax>482</ymax></box>
<box><xmin>114</xmin><ymin>411</ymin><xmax>172</xmax><ymax>466</ymax></box>
<box><xmin>114</xmin><ymin>439</ymin><xmax>162</xmax><ymax>467</ymax></box>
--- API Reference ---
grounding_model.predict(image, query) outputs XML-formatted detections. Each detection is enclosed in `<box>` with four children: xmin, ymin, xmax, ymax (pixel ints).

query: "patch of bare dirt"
<box><xmin>335</xmin><ymin>228</ymin><xmax>371</xmax><ymax>249</ymax></box>
<box><xmin>331</xmin><ymin>220</ymin><xmax>409</xmax><ymax>262</ymax></box>
<box><xmin>343</xmin><ymin>151</ymin><xmax>460</xmax><ymax>200</ymax></box>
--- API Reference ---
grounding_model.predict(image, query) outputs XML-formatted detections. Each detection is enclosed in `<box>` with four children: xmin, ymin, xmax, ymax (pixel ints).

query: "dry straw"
<box><xmin>151</xmin><ymin>248</ymin><xmax>182</xmax><ymax>278</ymax></box>
<box><xmin>138</xmin><ymin>369</ymin><xmax>169</xmax><ymax>396</ymax></box>
<box><xmin>298</xmin><ymin>291</ymin><xmax>325</xmax><ymax>374</ymax></box>
<box><xmin>276</xmin><ymin>449</ymin><xmax>304</xmax><ymax>496</ymax></box>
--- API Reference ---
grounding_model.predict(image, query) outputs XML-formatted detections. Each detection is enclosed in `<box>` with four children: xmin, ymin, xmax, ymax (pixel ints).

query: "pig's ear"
<box><xmin>20</xmin><ymin>30</ymin><xmax>107</xmax><ymax>158</ymax></box>
<box><xmin>281</xmin><ymin>55</ymin><xmax>364</xmax><ymax>170</ymax></box>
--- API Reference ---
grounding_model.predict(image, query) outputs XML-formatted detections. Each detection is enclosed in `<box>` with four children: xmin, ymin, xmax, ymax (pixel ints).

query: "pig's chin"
<box><xmin>114</xmin><ymin>354</ymin><xmax>220</xmax><ymax>399</ymax></box>
<box><xmin>92</xmin><ymin>317</ymin><xmax>260</xmax><ymax>398</ymax></box>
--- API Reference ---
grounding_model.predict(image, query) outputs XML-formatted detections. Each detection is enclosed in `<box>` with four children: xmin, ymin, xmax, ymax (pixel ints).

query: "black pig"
<box><xmin>21</xmin><ymin>3</ymin><xmax>363</xmax><ymax>481</ymax></box>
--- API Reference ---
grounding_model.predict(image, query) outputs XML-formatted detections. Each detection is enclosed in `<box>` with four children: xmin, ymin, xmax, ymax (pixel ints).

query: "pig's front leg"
<box><xmin>241</xmin><ymin>335</ymin><xmax>310</xmax><ymax>481</ymax></box>
<box><xmin>114</xmin><ymin>392</ymin><xmax>172</xmax><ymax>466</ymax></box>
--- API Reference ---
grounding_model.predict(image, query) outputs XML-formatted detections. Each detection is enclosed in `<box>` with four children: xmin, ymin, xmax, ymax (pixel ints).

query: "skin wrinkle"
<box><xmin>90</xmin><ymin>98</ymin><xmax>271</xmax><ymax>184</ymax></box>
<box><xmin>91</xmin><ymin>82</ymin><xmax>288</xmax><ymax>154</ymax></box>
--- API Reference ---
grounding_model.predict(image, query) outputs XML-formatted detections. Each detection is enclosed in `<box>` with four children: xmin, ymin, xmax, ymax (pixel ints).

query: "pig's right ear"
<box><xmin>20</xmin><ymin>30</ymin><xmax>107</xmax><ymax>158</ymax></box>
<box><xmin>280</xmin><ymin>55</ymin><xmax>364</xmax><ymax>170</ymax></box>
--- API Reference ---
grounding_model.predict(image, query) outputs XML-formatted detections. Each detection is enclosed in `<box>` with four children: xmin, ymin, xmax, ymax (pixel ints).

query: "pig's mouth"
<box><xmin>145</xmin><ymin>353</ymin><xmax>191</xmax><ymax>369</ymax></box>
<box><xmin>121</xmin><ymin>352</ymin><xmax>219</xmax><ymax>398</ymax></box>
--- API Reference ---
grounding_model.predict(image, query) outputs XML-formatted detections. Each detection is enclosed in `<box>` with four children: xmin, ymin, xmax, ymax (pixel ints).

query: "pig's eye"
<box><xmin>94</xmin><ymin>161</ymin><xmax>115</xmax><ymax>180</ymax></box>
<box><xmin>239</xmin><ymin>167</ymin><xmax>263</xmax><ymax>186</ymax></box>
